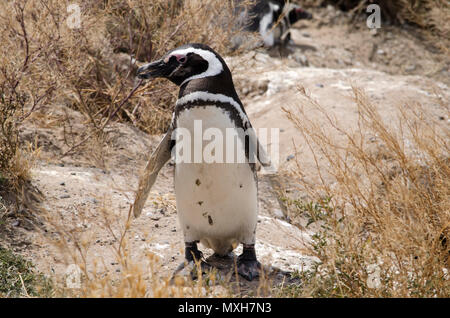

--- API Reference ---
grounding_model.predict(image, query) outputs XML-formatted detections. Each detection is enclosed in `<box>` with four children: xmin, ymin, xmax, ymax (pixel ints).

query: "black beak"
<box><xmin>136</xmin><ymin>59</ymin><xmax>168</xmax><ymax>79</ymax></box>
<box><xmin>304</xmin><ymin>11</ymin><xmax>313</xmax><ymax>20</ymax></box>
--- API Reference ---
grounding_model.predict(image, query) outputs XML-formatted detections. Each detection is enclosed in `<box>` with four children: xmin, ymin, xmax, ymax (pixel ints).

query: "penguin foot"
<box><xmin>172</xmin><ymin>241</ymin><xmax>213</xmax><ymax>280</ymax></box>
<box><xmin>237</xmin><ymin>258</ymin><xmax>261</xmax><ymax>281</ymax></box>
<box><xmin>237</xmin><ymin>244</ymin><xmax>261</xmax><ymax>281</ymax></box>
<box><xmin>173</xmin><ymin>259</ymin><xmax>212</xmax><ymax>280</ymax></box>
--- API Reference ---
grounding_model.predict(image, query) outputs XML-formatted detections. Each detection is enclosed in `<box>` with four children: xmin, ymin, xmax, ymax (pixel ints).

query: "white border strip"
<box><xmin>168</xmin><ymin>48</ymin><xmax>224</xmax><ymax>86</ymax></box>
<box><xmin>176</xmin><ymin>91</ymin><xmax>249</xmax><ymax>126</ymax></box>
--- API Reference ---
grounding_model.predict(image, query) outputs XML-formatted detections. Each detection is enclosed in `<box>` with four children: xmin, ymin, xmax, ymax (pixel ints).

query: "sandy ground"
<box><xmin>1</xmin><ymin>6</ymin><xmax>449</xmax><ymax>296</ymax></box>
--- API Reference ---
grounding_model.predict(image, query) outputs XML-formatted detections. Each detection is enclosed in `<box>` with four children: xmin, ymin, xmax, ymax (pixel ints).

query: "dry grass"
<box><xmin>280</xmin><ymin>86</ymin><xmax>449</xmax><ymax>297</ymax></box>
<box><xmin>0</xmin><ymin>0</ymin><xmax>249</xmax><ymax>166</ymax></box>
<box><xmin>42</xmin><ymin>200</ymin><xmax>232</xmax><ymax>298</ymax></box>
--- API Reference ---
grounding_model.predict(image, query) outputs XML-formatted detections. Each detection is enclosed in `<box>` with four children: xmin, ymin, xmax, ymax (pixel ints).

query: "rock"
<box><xmin>291</xmin><ymin>52</ymin><xmax>309</xmax><ymax>66</ymax></box>
<box><xmin>286</xmin><ymin>154</ymin><xmax>295</xmax><ymax>161</ymax></box>
<box><xmin>273</xmin><ymin>209</ymin><xmax>284</xmax><ymax>219</ymax></box>
<box><xmin>158</xmin><ymin>208</ymin><xmax>166</xmax><ymax>215</ymax></box>
<box><xmin>405</xmin><ymin>65</ymin><xmax>416</xmax><ymax>72</ymax></box>
<box><xmin>60</xmin><ymin>194</ymin><xmax>71</xmax><ymax>199</ymax></box>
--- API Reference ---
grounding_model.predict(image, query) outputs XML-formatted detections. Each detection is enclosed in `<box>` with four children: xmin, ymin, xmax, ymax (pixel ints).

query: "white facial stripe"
<box><xmin>176</xmin><ymin>91</ymin><xmax>249</xmax><ymax>127</ymax></box>
<box><xmin>168</xmin><ymin>48</ymin><xmax>224</xmax><ymax>86</ymax></box>
<box><xmin>259</xmin><ymin>2</ymin><xmax>280</xmax><ymax>47</ymax></box>
<box><xmin>269</xmin><ymin>2</ymin><xmax>280</xmax><ymax>11</ymax></box>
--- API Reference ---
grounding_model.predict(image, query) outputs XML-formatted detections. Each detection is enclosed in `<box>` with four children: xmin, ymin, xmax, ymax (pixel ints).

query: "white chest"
<box><xmin>173</xmin><ymin>106</ymin><xmax>258</xmax><ymax>244</ymax></box>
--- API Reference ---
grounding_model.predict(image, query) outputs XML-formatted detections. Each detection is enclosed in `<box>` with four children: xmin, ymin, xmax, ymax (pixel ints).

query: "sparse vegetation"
<box><xmin>0</xmin><ymin>246</ymin><xmax>53</xmax><ymax>297</ymax></box>
<box><xmin>280</xmin><ymin>86</ymin><xmax>449</xmax><ymax>297</ymax></box>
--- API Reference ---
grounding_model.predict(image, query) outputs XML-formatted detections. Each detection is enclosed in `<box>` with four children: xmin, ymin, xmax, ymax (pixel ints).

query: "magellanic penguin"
<box><xmin>133</xmin><ymin>43</ymin><xmax>271</xmax><ymax>281</ymax></box>
<box><xmin>238</xmin><ymin>0</ymin><xmax>312</xmax><ymax>47</ymax></box>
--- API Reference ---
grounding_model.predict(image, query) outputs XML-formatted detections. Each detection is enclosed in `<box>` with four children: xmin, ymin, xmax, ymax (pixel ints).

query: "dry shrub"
<box><xmin>1</xmin><ymin>0</ymin><xmax>248</xmax><ymax>140</ymax></box>
<box><xmin>0</xmin><ymin>1</ymin><xmax>52</xmax><ymax>192</ymax></box>
<box><xmin>282</xmin><ymin>87</ymin><xmax>449</xmax><ymax>297</ymax></box>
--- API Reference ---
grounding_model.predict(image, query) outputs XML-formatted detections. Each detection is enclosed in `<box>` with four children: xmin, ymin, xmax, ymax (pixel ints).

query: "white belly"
<box><xmin>174</xmin><ymin>106</ymin><xmax>258</xmax><ymax>254</ymax></box>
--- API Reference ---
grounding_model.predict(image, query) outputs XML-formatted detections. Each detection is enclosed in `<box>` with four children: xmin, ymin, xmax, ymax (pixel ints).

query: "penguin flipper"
<box><xmin>246</xmin><ymin>126</ymin><xmax>272</xmax><ymax>168</ymax></box>
<box><xmin>133</xmin><ymin>128</ymin><xmax>173</xmax><ymax>218</ymax></box>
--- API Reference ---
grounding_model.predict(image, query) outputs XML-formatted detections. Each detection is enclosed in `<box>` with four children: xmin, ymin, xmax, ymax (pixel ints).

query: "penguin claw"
<box><xmin>237</xmin><ymin>259</ymin><xmax>261</xmax><ymax>281</ymax></box>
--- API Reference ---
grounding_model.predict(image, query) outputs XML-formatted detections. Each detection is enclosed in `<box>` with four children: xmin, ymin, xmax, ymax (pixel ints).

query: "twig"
<box><xmin>59</xmin><ymin>79</ymin><xmax>144</xmax><ymax>158</ymax></box>
<box><xmin>18</xmin><ymin>273</ymin><xmax>31</xmax><ymax>298</ymax></box>
<box><xmin>19</xmin><ymin>86</ymin><xmax>55</xmax><ymax>121</ymax></box>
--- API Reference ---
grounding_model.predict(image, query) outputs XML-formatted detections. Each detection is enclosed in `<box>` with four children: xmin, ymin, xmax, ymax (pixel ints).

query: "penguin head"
<box><xmin>287</xmin><ymin>6</ymin><xmax>312</xmax><ymax>24</ymax></box>
<box><xmin>137</xmin><ymin>43</ymin><xmax>229</xmax><ymax>87</ymax></box>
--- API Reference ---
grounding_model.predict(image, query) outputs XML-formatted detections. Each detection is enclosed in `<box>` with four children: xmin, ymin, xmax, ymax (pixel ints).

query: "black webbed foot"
<box><xmin>173</xmin><ymin>241</ymin><xmax>212</xmax><ymax>280</ymax></box>
<box><xmin>237</xmin><ymin>244</ymin><xmax>261</xmax><ymax>281</ymax></box>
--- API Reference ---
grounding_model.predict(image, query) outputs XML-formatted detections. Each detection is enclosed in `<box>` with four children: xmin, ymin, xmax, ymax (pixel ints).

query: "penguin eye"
<box><xmin>177</xmin><ymin>56</ymin><xmax>187</xmax><ymax>64</ymax></box>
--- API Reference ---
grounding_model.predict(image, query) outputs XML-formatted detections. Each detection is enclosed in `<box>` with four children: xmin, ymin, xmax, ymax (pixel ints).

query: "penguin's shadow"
<box><xmin>205</xmin><ymin>253</ymin><xmax>301</xmax><ymax>296</ymax></box>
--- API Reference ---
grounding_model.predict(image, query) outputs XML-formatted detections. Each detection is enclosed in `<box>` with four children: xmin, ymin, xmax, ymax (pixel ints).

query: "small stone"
<box><xmin>60</xmin><ymin>194</ymin><xmax>71</xmax><ymax>199</ymax></box>
<box><xmin>273</xmin><ymin>209</ymin><xmax>284</xmax><ymax>219</ymax></box>
<box><xmin>405</xmin><ymin>65</ymin><xmax>416</xmax><ymax>72</ymax></box>
<box><xmin>292</xmin><ymin>53</ymin><xmax>309</xmax><ymax>66</ymax></box>
<box><xmin>315</xmin><ymin>83</ymin><xmax>324</xmax><ymax>88</ymax></box>
<box><xmin>286</xmin><ymin>154</ymin><xmax>295</xmax><ymax>161</ymax></box>
<box><xmin>12</xmin><ymin>220</ymin><xmax>20</xmax><ymax>227</ymax></box>
<box><xmin>158</xmin><ymin>208</ymin><xmax>166</xmax><ymax>215</ymax></box>
<box><xmin>377</xmin><ymin>49</ymin><xmax>385</xmax><ymax>55</ymax></box>
<box><xmin>70</xmin><ymin>172</ymin><xmax>76</xmax><ymax>175</ymax></box>
<box><xmin>60</xmin><ymin>182</ymin><xmax>65</xmax><ymax>186</ymax></box>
